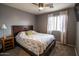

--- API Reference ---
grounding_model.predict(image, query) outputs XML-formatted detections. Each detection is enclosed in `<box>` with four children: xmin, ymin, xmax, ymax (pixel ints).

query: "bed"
<box><xmin>11</xmin><ymin>25</ymin><xmax>56</xmax><ymax>56</ymax></box>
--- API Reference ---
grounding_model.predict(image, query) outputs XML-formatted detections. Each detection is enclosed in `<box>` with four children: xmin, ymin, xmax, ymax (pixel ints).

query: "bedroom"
<box><xmin>0</xmin><ymin>3</ymin><xmax>78</xmax><ymax>56</ymax></box>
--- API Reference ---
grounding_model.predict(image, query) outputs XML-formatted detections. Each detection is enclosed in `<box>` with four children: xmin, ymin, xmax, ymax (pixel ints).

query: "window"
<box><xmin>47</xmin><ymin>13</ymin><xmax>67</xmax><ymax>33</ymax></box>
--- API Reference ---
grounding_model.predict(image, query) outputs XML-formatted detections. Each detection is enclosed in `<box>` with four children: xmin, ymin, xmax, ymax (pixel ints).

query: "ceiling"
<box><xmin>3</xmin><ymin>3</ymin><xmax>75</xmax><ymax>15</ymax></box>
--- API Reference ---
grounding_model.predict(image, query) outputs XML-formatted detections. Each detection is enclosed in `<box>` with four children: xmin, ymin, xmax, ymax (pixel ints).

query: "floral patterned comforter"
<box><xmin>16</xmin><ymin>31</ymin><xmax>55</xmax><ymax>55</ymax></box>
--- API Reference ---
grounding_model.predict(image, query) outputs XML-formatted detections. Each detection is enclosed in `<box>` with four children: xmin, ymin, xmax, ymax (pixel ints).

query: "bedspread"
<box><xmin>16</xmin><ymin>31</ymin><xmax>55</xmax><ymax>55</ymax></box>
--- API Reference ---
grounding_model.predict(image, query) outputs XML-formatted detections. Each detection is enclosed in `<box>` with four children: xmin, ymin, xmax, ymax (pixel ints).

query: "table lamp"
<box><xmin>1</xmin><ymin>24</ymin><xmax>7</xmax><ymax>39</ymax></box>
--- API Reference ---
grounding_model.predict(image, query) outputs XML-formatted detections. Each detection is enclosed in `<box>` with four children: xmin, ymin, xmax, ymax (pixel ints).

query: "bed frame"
<box><xmin>11</xmin><ymin>25</ymin><xmax>56</xmax><ymax>56</ymax></box>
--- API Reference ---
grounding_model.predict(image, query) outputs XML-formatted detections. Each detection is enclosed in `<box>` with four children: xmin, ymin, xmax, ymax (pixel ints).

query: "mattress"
<box><xmin>16</xmin><ymin>31</ymin><xmax>55</xmax><ymax>55</ymax></box>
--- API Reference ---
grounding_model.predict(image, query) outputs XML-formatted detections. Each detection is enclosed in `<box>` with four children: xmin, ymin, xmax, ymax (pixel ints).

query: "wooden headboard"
<box><xmin>11</xmin><ymin>25</ymin><xmax>33</xmax><ymax>37</ymax></box>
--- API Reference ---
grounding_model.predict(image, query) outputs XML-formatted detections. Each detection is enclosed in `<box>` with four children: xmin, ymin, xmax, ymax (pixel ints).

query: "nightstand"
<box><xmin>1</xmin><ymin>35</ymin><xmax>14</xmax><ymax>51</ymax></box>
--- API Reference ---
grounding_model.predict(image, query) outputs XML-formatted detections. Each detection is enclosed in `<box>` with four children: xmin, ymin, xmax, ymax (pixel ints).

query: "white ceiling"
<box><xmin>4</xmin><ymin>3</ymin><xmax>75</xmax><ymax>15</ymax></box>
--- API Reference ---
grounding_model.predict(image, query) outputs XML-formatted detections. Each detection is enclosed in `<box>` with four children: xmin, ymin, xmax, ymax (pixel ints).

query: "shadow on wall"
<box><xmin>52</xmin><ymin>31</ymin><xmax>61</xmax><ymax>42</ymax></box>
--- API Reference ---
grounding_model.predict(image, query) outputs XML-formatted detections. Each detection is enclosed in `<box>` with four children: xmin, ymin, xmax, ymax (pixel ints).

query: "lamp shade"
<box><xmin>38</xmin><ymin>7</ymin><xmax>44</xmax><ymax>10</ymax></box>
<box><xmin>1</xmin><ymin>24</ymin><xmax>7</xmax><ymax>30</ymax></box>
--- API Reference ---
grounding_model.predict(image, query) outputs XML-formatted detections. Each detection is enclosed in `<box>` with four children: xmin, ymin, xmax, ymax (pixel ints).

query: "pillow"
<box><xmin>16</xmin><ymin>31</ymin><xmax>28</xmax><ymax>39</ymax></box>
<box><xmin>25</xmin><ymin>30</ymin><xmax>33</xmax><ymax>35</ymax></box>
<box><xmin>31</xmin><ymin>31</ymin><xmax>37</xmax><ymax>34</ymax></box>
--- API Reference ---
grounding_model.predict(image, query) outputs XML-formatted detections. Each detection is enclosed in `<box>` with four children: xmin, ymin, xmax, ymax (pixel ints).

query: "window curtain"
<box><xmin>47</xmin><ymin>11</ymin><xmax>68</xmax><ymax>44</ymax></box>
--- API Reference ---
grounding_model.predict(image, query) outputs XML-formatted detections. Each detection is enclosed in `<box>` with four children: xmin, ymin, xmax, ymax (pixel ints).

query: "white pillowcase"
<box><xmin>16</xmin><ymin>31</ymin><xmax>28</xmax><ymax>39</ymax></box>
<box><xmin>16</xmin><ymin>30</ymin><xmax>38</xmax><ymax>40</ymax></box>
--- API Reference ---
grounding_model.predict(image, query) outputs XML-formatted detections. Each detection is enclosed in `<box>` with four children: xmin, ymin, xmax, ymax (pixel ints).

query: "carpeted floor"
<box><xmin>0</xmin><ymin>42</ymin><xmax>76</xmax><ymax>56</ymax></box>
<box><xmin>49</xmin><ymin>42</ymin><xmax>76</xmax><ymax>56</ymax></box>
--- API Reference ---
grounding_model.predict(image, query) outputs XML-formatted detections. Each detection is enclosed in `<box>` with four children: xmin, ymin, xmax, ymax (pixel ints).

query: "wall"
<box><xmin>76</xmin><ymin>22</ymin><xmax>79</xmax><ymax>55</ymax></box>
<box><xmin>67</xmin><ymin>8</ymin><xmax>76</xmax><ymax>46</ymax></box>
<box><xmin>35</xmin><ymin>8</ymin><xmax>76</xmax><ymax>46</ymax></box>
<box><xmin>75</xmin><ymin>5</ymin><xmax>79</xmax><ymax>55</ymax></box>
<box><xmin>0</xmin><ymin>4</ymin><xmax>36</xmax><ymax>37</ymax></box>
<box><xmin>35</xmin><ymin>14</ymin><xmax>48</xmax><ymax>33</ymax></box>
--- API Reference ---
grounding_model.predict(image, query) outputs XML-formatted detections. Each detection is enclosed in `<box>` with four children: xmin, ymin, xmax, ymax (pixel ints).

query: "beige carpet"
<box><xmin>49</xmin><ymin>42</ymin><xmax>76</xmax><ymax>56</ymax></box>
<box><xmin>0</xmin><ymin>42</ymin><xmax>76</xmax><ymax>56</ymax></box>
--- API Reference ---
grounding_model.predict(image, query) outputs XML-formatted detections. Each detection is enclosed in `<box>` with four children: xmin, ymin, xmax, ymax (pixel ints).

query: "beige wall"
<box><xmin>67</xmin><ymin>8</ymin><xmax>76</xmax><ymax>46</ymax></box>
<box><xmin>0</xmin><ymin>4</ymin><xmax>36</xmax><ymax>37</ymax></box>
<box><xmin>75</xmin><ymin>5</ymin><xmax>79</xmax><ymax>55</ymax></box>
<box><xmin>76</xmin><ymin>22</ymin><xmax>79</xmax><ymax>55</ymax></box>
<box><xmin>35</xmin><ymin>14</ymin><xmax>48</xmax><ymax>33</ymax></box>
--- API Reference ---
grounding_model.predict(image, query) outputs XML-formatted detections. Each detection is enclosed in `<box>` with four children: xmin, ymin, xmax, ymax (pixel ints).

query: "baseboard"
<box><xmin>56</xmin><ymin>41</ymin><xmax>75</xmax><ymax>47</ymax></box>
<box><xmin>64</xmin><ymin>44</ymin><xmax>75</xmax><ymax>48</ymax></box>
<box><xmin>56</xmin><ymin>41</ymin><xmax>78</xmax><ymax>56</ymax></box>
<box><xmin>74</xmin><ymin>48</ymin><xmax>78</xmax><ymax>56</ymax></box>
<box><xmin>61</xmin><ymin>43</ymin><xmax>78</xmax><ymax>56</ymax></box>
